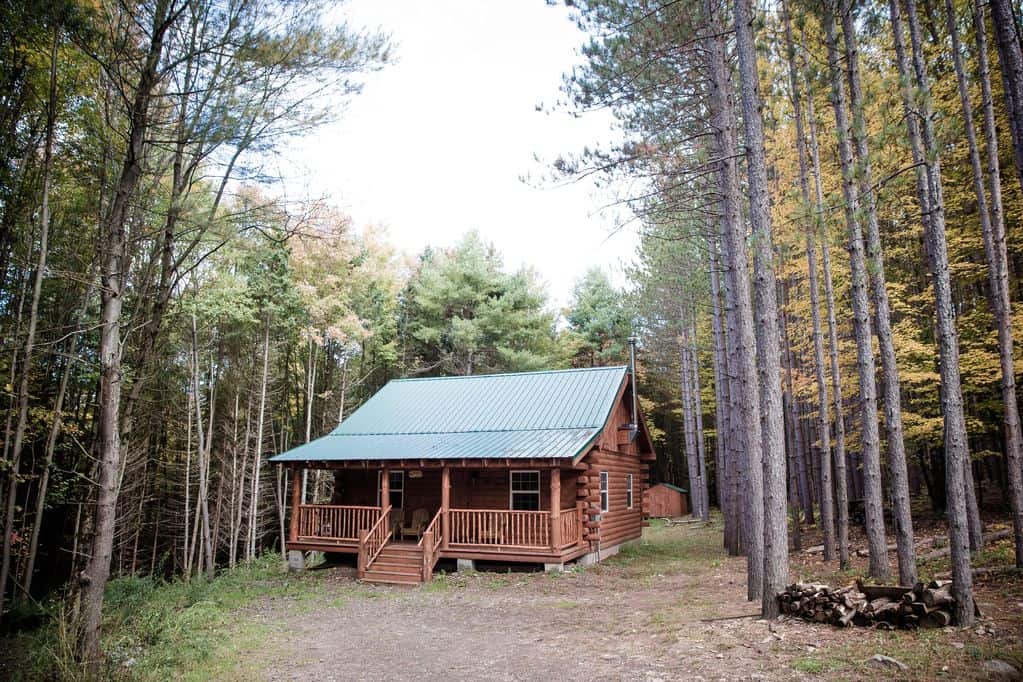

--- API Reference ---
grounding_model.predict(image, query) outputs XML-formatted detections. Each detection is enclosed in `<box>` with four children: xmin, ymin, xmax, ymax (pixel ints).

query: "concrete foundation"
<box><xmin>544</xmin><ymin>562</ymin><xmax>564</xmax><ymax>573</ymax></box>
<box><xmin>456</xmin><ymin>558</ymin><xmax>476</xmax><ymax>572</ymax></box>
<box><xmin>576</xmin><ymin>540</ymin><xmax>634</xmax><ymax>567</ymax></box>
<box><xmin>287</xmin><ymin>550</ymin><xmax>305</xmax><ymax>572</ymax></box>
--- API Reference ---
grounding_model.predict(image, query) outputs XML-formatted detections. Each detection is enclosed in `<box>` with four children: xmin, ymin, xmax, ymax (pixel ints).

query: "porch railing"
<box><xmin>558</xmin><ymin>507</ymin><xmax>581</xmax><ymax>549</ymax></box>
<box><xmin>358</xmin><ymin>504</ymin><xmax>392</xmax><ymax>574</ymax></box>
<box><xmin>297</xmin><ymin>504</ymin><xmax>380</xmax><ymax>541</ymax></box>
<box><xmin>418</xmin><ymin>510</ymin><xmax>443</xmax><ymax>581</ymax></box>
<box><xmin>448</xmin><ymin>509</ymin><xmax>552</xmax><ymax>548</ymax></box>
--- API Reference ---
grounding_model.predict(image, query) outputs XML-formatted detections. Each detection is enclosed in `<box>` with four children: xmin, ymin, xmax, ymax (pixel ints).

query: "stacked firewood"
<box><xmin>777</xmin><ymin>580</ymin><xmax>966</xmax><ymax>629</ymax></box>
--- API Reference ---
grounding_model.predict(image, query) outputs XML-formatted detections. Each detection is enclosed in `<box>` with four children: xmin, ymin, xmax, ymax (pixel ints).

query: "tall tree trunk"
<box><xmin>679</xmin><ymin>325</ymin><xmax>702</xmax><ymax>518</ymax></box>
<box><xmin>0</xmin><ymin>28</ymin><xmax>58</xmax><ymax>617</ymax></box>
<box><xmin>78</xmin><ymin>1</ymin><xmax>176</xmax><ymax>663</ymax></box>
<box><xmin>704</xmin><ymin>0</ymin><xmax>764</xmax><ymax>597</ymax></box>
<box><xmin>973</xmin><ymin>0</ymin><xmax>1023</xmax><ymax>568</ymax></box>
<box><xmin>821</xmin><ymin>0</ymin><xmax>889</xmax><ymax>580</ymax></box>
<box><xmin>806</xmin><ymin>77</ymin><xmax>849</xmax><ymax>568</ymax></box>
<box><xmin>780</xmin><ymin>280</ymin><xmax>813</xmax><ymax>526</ymax></box>
<box><xmin>689</xmin><ymin>314</ymin><xmax>710</xmax><ymax>521</ymax></box>
<box><xmin>734</xmin><ymin>0</ymin><xmax>788</xmax><ymax>617</ymax></box>
<box><xmin>899</xmin><ymin>0</ymin><xmax>976</xmax><ymax>621</ymax></box>
<box><xmin>190</xmin><ymin>315</ymin><xmax>214</xmax><ymax>579</ymax></box>
<box><xmin>247</xmin><ymin>317</ymin><xmax>271</xmax><ymax>560</ymax></box>
<box><xmin>784</xmin><ymin>2</ymin><xmax>835</xmax><ymax>559</ymax></box>
<box><xmin>709</xmin><ymin>241</ymin><xmax>737</xmax><ymax>551</ymax></box>
<box><xmin>989</xmin><ymin>0</ymin><xmax>1023</xmax><ymax>196</ymax></box>
<box><xmin>842</xmin><ymin>0</ymin><xmax>916</xmax><ymax>587</ymax></box>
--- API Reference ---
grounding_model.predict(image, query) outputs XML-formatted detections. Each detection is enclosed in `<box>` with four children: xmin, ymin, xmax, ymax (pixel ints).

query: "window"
<box><xmin>599</xmin><ymin>471</ymin><xmax>609</xmax><ymax>513</ymax></box>
<box><xmin>510</xmin><ymin>470</ymin><xmax>540</xmax><ymax>511</ymax></box>
<box><xmin>379</xmin><ymin>470</ymin><xmax>404</xmax><ymax>510</ymax></box>
<box><xmin>626</xmin><ymin>474</ymin><xmax>634</xmax><ymax>509</ymax></box>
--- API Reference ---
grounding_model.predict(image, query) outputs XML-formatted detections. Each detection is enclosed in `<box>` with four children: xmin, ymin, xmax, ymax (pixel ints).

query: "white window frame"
<box><xmin>599</xmin><ymin>471</ymin><xmax>609</xmax><ymax>513</ymax></box>
<box><xmin>378</xmin><ymin>470</ymin><xmax>404</xmax><ymax>510</ymax></box>
<box><xmin>626</xmin><ymin>473</ymin><xmax>634</xmax><ymax>509</ymax></box>
<box><xmin>509</xmin><ymin>470</ymin><xmax>541</xmax><ymax>511</ymax></box>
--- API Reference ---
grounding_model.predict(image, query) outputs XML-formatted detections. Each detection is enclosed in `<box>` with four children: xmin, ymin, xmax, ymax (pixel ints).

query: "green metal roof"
<box><xmin>270</xmin><ymin>366</ymin><xmax>628</xmax><ymax>462</ymax></box>
<box><xmin>654</xmin><ymin>483</ymin><xmax>688</xmax><ymax>494</ymax></box>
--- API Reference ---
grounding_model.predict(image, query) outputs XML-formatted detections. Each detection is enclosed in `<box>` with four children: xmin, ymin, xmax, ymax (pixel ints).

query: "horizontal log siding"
<box><xmin>585</xmin><ymin>450</ymin><xmax>644</xmax><ymax>548</ymax></box>
<box><xmin>450</xmin><ymin>469</ymin><xmax>553</xmax><ymax>510</ymax></box>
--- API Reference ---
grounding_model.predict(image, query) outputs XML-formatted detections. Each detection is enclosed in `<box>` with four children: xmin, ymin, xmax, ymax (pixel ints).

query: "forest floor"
<box><xmin>4</xmin><ymin>514</ymin><xmax>1022</xmax><ymax>680</ymax></box>
<box><xmin>254</xmin><ymin>517</ymin><xmax>1022</xmax><ymax>682</ymax></box>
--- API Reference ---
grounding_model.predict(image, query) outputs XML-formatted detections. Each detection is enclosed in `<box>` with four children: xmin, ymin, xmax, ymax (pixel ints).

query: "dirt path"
<box><xmin>253</xmin><ymin>523</ymin><xmax>1022</xmax><ymax>681</ymax></box>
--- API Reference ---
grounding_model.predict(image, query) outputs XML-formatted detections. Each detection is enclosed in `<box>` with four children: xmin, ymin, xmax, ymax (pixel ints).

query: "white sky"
<box><xmin>289</xmin><ymin>0</ymin><xmax>637</xmax><ymax>309</ymax></box>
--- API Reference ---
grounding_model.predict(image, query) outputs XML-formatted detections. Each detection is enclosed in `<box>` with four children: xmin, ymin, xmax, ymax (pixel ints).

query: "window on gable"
<box><xmin>600</xmin><ymin>471</ymin><xmax>609</xmax><ymax>513</ymax></box>
<box><xmin>510</xmin><ymin>470</ymin><xmax>540</xmax><ymax>511</ymax></box>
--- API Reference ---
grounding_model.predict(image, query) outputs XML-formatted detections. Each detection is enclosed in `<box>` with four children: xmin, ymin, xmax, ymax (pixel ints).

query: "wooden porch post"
<box><xmin>550</xmin><ymin>467</ymin><xmax>561</xmax><ymax>551</ymax></box>
<box><xmin>289</xmin><ymin>465</ymin><xmax>302</xmax><ymax>543</ymax></box>
<box><xmin>441</xmin><ymin>465</ymin><xmax>451</xmax><ymax>548</ymax></box>
<box><xmin>381</xmin><ymin>466</ymin><xmax>390</xmax><ymax>508</ymax></box>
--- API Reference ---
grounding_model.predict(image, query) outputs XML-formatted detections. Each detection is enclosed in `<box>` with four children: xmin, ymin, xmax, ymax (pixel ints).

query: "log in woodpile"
<box><xmin>777</xmin><ymin>580</ymin><xmax>971</xmax><ymax>629</ymax></box>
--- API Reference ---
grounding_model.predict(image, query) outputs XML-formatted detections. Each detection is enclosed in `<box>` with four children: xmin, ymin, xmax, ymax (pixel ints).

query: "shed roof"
<box><xmin>651</xmin><ymin>482</ymin><xmax>688</xmax><ymax>494</ymax></box>
<box><xmin>270</xmin><ymin>365</ymin><xmax>630</xmax><ymax>462</ymax></box>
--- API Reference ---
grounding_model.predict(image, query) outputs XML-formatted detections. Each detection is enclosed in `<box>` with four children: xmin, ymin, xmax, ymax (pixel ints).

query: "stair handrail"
<box><xmin>359</xmin><ymin>504</ymin><xmax>392</xmax><ymax>573</ymax></box>
<box><xmin>418</xmin><ymin>510</ymin><xmax>443</xmax><ymax>582</ymax></box>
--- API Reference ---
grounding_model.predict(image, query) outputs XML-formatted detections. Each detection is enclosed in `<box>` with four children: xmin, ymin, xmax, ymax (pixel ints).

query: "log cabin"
<box><xmin>269</xmin><ymin>364</ymin><xmax>656</xmax><ymax>585</ymax></box>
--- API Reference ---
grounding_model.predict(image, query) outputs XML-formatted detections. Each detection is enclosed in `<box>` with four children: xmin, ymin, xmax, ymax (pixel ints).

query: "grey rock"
<box><xmin>868</xmin><ymin>654</ymin><xmax>908</xmax><ymax>671</ymax></box>
<box><xmin>981</xmin><ymin>660</ymin><xmax>1021</xmax><ymax>680</ymax></box>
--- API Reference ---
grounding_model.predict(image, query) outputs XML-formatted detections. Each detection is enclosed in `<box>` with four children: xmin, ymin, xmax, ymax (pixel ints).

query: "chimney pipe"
<box><xmin>627</xmin><ymin>336</ymin><xmax>639</xmax><ymax>443</ymax></box>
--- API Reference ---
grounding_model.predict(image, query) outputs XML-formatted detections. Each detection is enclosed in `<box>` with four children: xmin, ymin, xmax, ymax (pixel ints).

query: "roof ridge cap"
<box><xmin>390</xmin><ymin>365</ymin><xmax>627</xmax><ymax>383</ymax></box>
<box><xmin>332</xmin><ymin>425</ymin><xmax>601</xmax><ymax>436</ymax></box>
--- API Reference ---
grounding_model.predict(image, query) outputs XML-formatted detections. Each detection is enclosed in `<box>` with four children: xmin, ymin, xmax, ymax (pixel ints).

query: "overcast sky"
<box><xmin>289</xmin><ymin>0</ymin><xmax>635</xmax><ymax>309</ymax></box>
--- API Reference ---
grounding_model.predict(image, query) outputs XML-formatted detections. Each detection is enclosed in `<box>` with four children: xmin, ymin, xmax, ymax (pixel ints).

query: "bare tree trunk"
<box><xmin>184</xmin><ymin>381</ymin><xmax>193</xmax><ymax>576</ymax></box>
<box><xmin>228</xmin><ymin>393</ymin><xmax>240</xmax><ymax>568</ymax></box>
<box><xmin>77</xmin><ymin>1</ymin><xmax>176</xmax><ymax>663</ymax></box>
<box><xmin>785</xmin><ymin>1</ymin><xmax>835</xmax><ymax>556</ymax></box>
<box><xmin>704</xmin><ymin>0</ymin><xmax>764</xmax><ymax>597</ymax></box>
<box><xmin>821</xmin><ymin>1</ymin><xmax>889</xmax><ymax>580</ymax></box>
<box><xmin>0</xmin><ymin>29</ymin><xmax>58</xmax><ymax>614</ymax></box>
<box><xmin>709</xmin><ymin>241</ymin><xmax>737</xmax><ymax>550</ymax></box>
<box><xmin>898</xmin><ymin>0</ymin><xmax>975</xmax><ymax>621</ymax></box>
<box><xmin>973</xmin><ymin>0</ymin><xmax>1023</xmax><ymax>568</ymax></box>
<box><xmin>689</xmin><ymin>314</ymin><xmax>710</xmax><ymax>521</ymax></box>
<box><xmin>679</xmin><ymin>327</ymin><xmax>702</xmax><ymax>518</ymax></box>
<box><xmin>842</xmin><ymin>0</ymin><xmax>916</xmax><ymax>586</ymax></box>
<box><xmin>247</xmin><ymin>317</ymin><xmax>271</xmax><ymax>560</ymax></box>
<box><xmin>806</xmin><ymin>79</ymin><xmax>849</xmax><ymax>568</ymax></box>
<box><xmin>190</xmin><ymin>314</ymin><xmax>214</xmax><ymax>578</ymax></box>
<box><xmin>989</xmin><ymin>0</ymin><xmax>1023</xmax><ymax>196</ymax></box>
<box><xmin>734</xmin><ymin>0</ymin><xmax>788</xmax><ymax>616</ymax></box>
<box><xmin>780</xmin><ymin>280</ymin><xmax>813</xmax><ymax>526</ymax></box>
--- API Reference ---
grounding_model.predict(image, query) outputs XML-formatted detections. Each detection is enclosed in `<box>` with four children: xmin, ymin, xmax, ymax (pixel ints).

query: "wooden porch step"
<box><xmin>361</xmin><ymin>543</ymin><xmax>426</xmax><ymax>585</ymax></box>
<box><xmin>372</xmin><ymin>557</ymin><xmax>421</xmax><ymax>570</ymax></box>
<box><xmin>361</xmin><ymin>572</ymin><xmax>422</xmax><ymax>586</ymax></box>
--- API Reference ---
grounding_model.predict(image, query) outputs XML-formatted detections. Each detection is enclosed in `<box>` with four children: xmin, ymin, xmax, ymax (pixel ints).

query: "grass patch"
<box><xmin>791</xmin><ymin>656</ymin><xmax>845</xmax><ymax>674</ymax></box>
<box><xmin>1</xmin><ymin>552</ymin><xmax>332</xmax><ymax>681</ymax></box>
<box><xmin>607</xmin><ymin>515</ymin><xmax>727</xmax><ymax>578</ymax></box>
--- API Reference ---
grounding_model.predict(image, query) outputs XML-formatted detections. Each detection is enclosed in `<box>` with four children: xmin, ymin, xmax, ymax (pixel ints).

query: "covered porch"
<box><xmin>285</xmin><ymin>460</ymin><xmax>589</xmax><ymax>575</ymax></box>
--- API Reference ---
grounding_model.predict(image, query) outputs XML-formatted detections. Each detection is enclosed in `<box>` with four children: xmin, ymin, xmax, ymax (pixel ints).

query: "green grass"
<box><xmin>1</xmin><ymin>553</ymin><xmax>333</xmax><ymax>681</ymax></box>
<box><xmin>606</xmin><ymin>515</ymin><xmax>726</xmax><ymax>578</ymax></box>
<box><xmin>791</xmin><ymin>656</ymin><xmax>845</xmax><ymax>674</ymax></box>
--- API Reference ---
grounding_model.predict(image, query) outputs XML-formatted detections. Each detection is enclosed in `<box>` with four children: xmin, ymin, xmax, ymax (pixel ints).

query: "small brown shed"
<box><xmin>645</xmin><ymin>483</ymin><xmax>688</xmax><ymax>518</ymax></box>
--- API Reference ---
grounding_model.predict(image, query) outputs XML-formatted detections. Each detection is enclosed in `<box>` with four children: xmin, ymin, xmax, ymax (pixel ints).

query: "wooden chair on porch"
<box><xmin>400</xmin><ymin>508</ymin><xmax>430</xmax><ymax>541</ymax></box>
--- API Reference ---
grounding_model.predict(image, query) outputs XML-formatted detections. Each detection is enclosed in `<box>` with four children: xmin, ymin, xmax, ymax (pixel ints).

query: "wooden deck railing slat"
<box><xmin>296</xmin><ymin>504</ymin><xmax>381</xmax><ymax>541</ymax></box>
